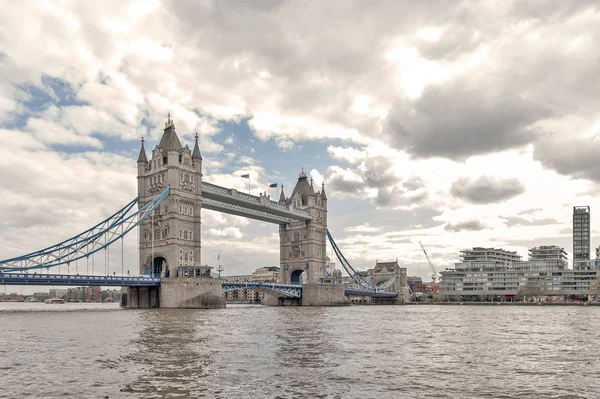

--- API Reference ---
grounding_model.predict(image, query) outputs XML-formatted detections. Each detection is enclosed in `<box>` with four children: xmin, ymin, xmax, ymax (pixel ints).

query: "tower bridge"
<box><xmin>0</xmin><ymin>115</ymin><xmax>409</xmax><ymax>307</ymax></box>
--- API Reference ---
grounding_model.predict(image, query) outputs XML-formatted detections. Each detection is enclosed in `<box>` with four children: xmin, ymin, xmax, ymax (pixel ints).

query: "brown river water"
<box><xmin>0</xmin><ymin>303</ymin><xmax>598</xmax><ymax>398</ymax></box>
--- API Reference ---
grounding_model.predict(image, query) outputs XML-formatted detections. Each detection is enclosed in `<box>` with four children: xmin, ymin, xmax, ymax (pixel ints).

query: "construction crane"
<box><xmin>419</xmin><ymin>241</ymin><xmax>439</xmax><ymax>283</ymax></box>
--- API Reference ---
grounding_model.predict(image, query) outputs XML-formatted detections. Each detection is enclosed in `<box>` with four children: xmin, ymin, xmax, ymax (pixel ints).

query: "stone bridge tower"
<box><xmin>137</xmin><ymin>115</ymin><xmax>203</xmax><ymax>278</ymax></box>
<box><xmin>278</xmin><ymin>170</ymin><xmax>328</xmax><ymax>284</ymax></box>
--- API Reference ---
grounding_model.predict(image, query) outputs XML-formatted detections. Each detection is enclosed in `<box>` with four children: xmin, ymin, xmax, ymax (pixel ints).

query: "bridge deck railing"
<box><xmin>201</xmin><ymin>181</ymin><xmax>311</xmax><ymax>218</ymax></box>
<box><xmin>0</xmin><ymin>273</ymin><xmax>161</xmax><ymax>286</ymax></box>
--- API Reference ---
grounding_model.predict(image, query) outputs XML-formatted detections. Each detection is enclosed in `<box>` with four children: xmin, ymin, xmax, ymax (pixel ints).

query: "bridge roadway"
<box><xmin>0</xmin><ymin>273</ymin><xmax>161</xmax><ymax>287</ymax></box>
<box><xmin>0</xmin><ymin>273</ymin><xmax>397</xmax><ymax>298</ymax></box>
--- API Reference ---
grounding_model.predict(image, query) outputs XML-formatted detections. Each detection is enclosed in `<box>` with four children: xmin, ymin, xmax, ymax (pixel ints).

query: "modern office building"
<box><xmin>460</xmin><ymin>247</ymin><xmax>522</xmax><ymax>265</ymax></box>
<box><xmin>529</xmin><ymin>246</ymin><xmax>568</xmax><ymax>264</ymax></box>
<box><xmin>573</xmin><ymin>206</ymin><xmax>591</xmax><ymax>270</ymax></box>
<box><xmin>441</xmin><ymin>246</ymin><xmax>600</xmax><ymax>299</ymax></box>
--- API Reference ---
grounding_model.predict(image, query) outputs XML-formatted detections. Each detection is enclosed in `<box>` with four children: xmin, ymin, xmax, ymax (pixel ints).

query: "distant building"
<box><xmin>407</xmin><ymin>276</ymin><xmax>423</xmax><ymax>293</ymax></box>
<box><xmin>441</xmin><ymin>245</ymin><xmax>599</xmax><ymax>299</ymax></box>
<box><xmin>248</xmin><ymin>266</ymin><xmax>279</xmax><ymax>302</ymax></box>
<box><xmin>221</xmin><ymin>274</ymin><xmax>252</xmax><ymax>302</ymax></box>
<box><xmin>460</xmin><ymin>247</ymin><xmax>522</xmax><ymax>265</ymax></box>
<box><xmin>529</xmin><ymin>246</ymin><xmax>568</xmax><ymax>264</ymax></box>
<box><xmin>33</xmin><ymin>292</ymin><xmax>50</xmax><ymax>301</ymax></box>
<box><xmin>251</xmin><ymin>266</ymin><xmax>279</xmax><ymax>282</ymax></box>
<box><xmin>49</xmin><ymin>288</ymin><xmax>67</xmax><ymax>299</ymax></box>
<box><xmin>412</xmin><ymin>282</ymin><xmax>441</xmax><ymax>295</ymax></box>
<box><xmin>573</xmin><ymin>206</ymin><xmax>591</xmax><ymax>270</ymax></box>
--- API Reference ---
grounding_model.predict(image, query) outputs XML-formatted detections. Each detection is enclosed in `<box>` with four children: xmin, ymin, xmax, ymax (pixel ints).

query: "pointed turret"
<box><xmin>321</xmin><ymin>181</ymin><xmax>327</xmax><ymax>200</ymax></box>
<box><xmin>291</xmin><ymin>168</ymin><xmax>315</xmax><ymax>206</ymax></box>
<box><xmin>158</xmin><ymin>113</ymin><xmax>183</xmax><ymax>152</ymax></box>
<box><xmin>192</xmin><ymin>132</ymin><xmax>202</xmax><ymax>160</ymax></box>
<box><xmin>137</xmin><ymin>138</ymin><xmax>148</xmax><ymax>163</ymax></box>
<box><xmin>279</xmin><ymin>184</ymin><xmax>286</xmax><ymax>203</ymax></box>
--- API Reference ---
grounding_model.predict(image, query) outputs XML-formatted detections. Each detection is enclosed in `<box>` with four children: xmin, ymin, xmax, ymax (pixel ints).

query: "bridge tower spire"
<box><xmin>137</xmin><ymin>114</ymin><xmax>203</xmax><ymax>279</ymax></box>
<box><xmin>279</xmin><ymin>184</ymin><xmax>286</xmax><ymax>203</ymax></box>
<box><xmin>278</xmin><ymin>170</ymin><xmax>328</xmax><ymax>285</ymax></box>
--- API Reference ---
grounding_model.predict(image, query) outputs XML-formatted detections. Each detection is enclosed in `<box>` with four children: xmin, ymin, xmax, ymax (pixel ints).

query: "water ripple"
<box><xmin>1</xmin><ymin>303</ymin><xmax>600</xmax><ymax>398</ymax></box>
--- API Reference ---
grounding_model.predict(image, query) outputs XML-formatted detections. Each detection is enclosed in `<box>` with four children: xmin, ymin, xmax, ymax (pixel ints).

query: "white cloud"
<box><xmin>205</xmin><ymin>227</ymin><xmax>243</xmax><ymax>239</ymax></box>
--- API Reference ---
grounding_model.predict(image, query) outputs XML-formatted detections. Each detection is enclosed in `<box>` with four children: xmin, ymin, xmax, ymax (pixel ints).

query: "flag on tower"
<box><xmin>269</xmin><ymin>183</ymin><xmax>278</xmax><ymax>188</ymax></box>
<box><xmin>241</xmin><ymin>174</ymin><xmax>250</xmax><ymax>178</ymax></box>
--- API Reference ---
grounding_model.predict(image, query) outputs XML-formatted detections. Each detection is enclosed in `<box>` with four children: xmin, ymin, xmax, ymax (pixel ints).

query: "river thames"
<box><xmin>0</xmin><ymin>303</ymin><xmax>598</xmax><ymax>398</ymax></box>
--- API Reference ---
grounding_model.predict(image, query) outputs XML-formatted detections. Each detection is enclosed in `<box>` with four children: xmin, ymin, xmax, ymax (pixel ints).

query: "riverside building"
<box><xmin>441</xmin><ymin>245</ymin><xmax>600</xmax><ymax>300</ymax></box>
<box><xmin>573</xmin><ymin>206</ymin><xmax>591</xmax><ymax>270</ymax></box>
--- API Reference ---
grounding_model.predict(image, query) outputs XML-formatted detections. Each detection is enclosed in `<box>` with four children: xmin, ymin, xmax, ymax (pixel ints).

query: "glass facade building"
<box><xmin>573</xmin><ymin>206</ymin><xmax>590</xmax><ymax>270</ymax></box>
<box><xmin>441</xmin><ymin>246</ymin><xmax>600</xmax><ymax>298</ymax></box>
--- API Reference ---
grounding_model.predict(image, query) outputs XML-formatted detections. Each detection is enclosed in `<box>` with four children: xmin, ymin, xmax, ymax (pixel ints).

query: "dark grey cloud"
<box><xmin>444</xmin><ymin>219</ymin><xmax>486</xmax><ymax>232</ymax></box>
<box><xmin>328</xmin><ymin>156</ymin><xmax>401</xmax><ymax>195</ymax></box>
<box><xmin>375</xmin><ymin>187</ymin><xmax>428</xmax><ymax>208</ymax></box>
<box><xmin>501</xmin><ymin>216</ymin><xmax>559</xmax><ymax>227</ymax></box>
<box><xmin>360</xmin><ymin>157</ymin><xmax>399</xmax><ymax>188</ymax></box>
<box><xmin>328</xmin><ymin>174</ymin><xmax>363</xmax><ymax>194</ymax></box>
<box><xmin>450</xmin><ymin>175</ymin><xmax>525</xmax><ymax>204</ymax></box>
<box><xmin>384</xmin><ymin>82</ymin><xmax>551</xmax><ymax>160</ymax></box>
<box><xmin>327</xmin><ymin>156</ymin><xmax>415</xmax><ymax>208</ymax></box>
<box><xmin>533</xmin><ymin>137</ymin><xmax>600</xmax><ymax>183</ymax></box>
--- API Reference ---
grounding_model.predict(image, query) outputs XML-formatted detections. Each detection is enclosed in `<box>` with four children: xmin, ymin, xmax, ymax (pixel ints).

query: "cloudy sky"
<box><xmin>1</xmin><ymin>0</ymin><xmax>600</xmax><ymax>282</ymax></box>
